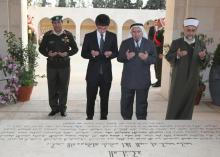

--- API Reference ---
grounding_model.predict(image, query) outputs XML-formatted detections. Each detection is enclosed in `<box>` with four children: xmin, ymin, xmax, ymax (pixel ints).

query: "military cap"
<box><xmin>51</xmin><ymin>15</ymin><xmax>63</xmax><ymax>22</ymax></box>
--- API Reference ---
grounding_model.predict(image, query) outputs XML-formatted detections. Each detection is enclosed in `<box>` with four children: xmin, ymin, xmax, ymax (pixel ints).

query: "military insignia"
<box><xmin>62</xmin><ymin>36</ymin><xmax>69</xmax><ymax>43</ymax></box>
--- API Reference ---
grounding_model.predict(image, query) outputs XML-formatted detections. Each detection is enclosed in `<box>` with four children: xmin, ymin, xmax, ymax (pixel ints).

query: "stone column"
<box><xmin>21</xmin><ymin>0</ymin><xmax>28</xmax><ymax>46</ymax></box>
<box><xmin>160</xmin><ymin>0</ymin><xmax>187</xmax><ymax>98</ymax></box>
<box><xmin>0</xmin><ymin>0</ymin><xmax>24</xmax><ymax>55</ymax></box>
<box><xmin>0</xmin><ymin>0</ymin><xmax>9</xmax><ymax>55</ymax></box>
<box><xmin>8</xmin><ymin>0</ymin><xmax>22</xmax><ymax>37</ymax></box>
<box><xmin>0</xmin><ymin>0</ymin><xmax>24</xmax><ymax>80</ymax></box>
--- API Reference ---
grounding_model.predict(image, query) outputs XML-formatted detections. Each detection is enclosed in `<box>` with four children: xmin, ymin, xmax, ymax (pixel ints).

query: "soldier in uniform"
<box><xmin>148</xmin><ymin>18</ymin><xmax>165</xmax><ymax>87</ymax></box>
<box><xmin>39</xmin><ymin>15</ymin><xmax>78</xmax><ymax>117</ymax></box>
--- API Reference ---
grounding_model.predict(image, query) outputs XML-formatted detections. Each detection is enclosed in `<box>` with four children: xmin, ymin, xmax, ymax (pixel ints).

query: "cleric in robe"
<box><xmin>165</xmin><ymin>18</ymin><xmax>208</xmax><ymax>120</ymax></box>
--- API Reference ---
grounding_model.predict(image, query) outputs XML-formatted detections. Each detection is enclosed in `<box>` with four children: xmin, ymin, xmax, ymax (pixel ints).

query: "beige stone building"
<box><xmin>28</xmin><ymin>7</ymin><xmax>165</xmax><ymax>46</ymax></box>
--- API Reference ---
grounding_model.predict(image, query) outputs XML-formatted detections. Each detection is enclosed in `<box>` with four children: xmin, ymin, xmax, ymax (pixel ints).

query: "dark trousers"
<box><xmin>47</xmin><ymin>67</ymin><xmax>70</xmax><ymax>112</ymax></box>
<box><xmin>120</xmin><ymin>87</ymin><xmax>149</xmax><ymax>120</ymax></box>
<box><xmin>154</xmin><ymin>57</ymin><xmax>162</xmax><ymax>83</ymax></box>
<box><xmin>86</xmin><ymin>74</ymin><xmax>111</xmax><ymax>119</ymax></box>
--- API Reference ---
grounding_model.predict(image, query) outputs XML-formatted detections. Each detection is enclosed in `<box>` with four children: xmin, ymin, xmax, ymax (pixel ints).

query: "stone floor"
<box><xmin>0</xmin><ymin>88</ymin><xmax>220</xmax><ymax>120</ymax></box>
<box><xmin>1</xmin><ymin>52</ymin><xmax>220</xmax><ymax>120</ymax></box>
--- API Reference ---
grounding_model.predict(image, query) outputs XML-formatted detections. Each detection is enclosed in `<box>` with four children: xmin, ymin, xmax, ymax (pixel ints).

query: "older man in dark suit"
<box><xmin>81</xmin><ymin>14</ymin><xmax>118</xmax><ymax>120</ymax></box>
<box><xmin>118</xmin><ymin>23</ymin><xmax>157</xmax><ymax>120</ymax></box>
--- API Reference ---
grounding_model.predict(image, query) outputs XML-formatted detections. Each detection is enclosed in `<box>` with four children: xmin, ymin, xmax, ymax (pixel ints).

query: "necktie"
<box><xmin>100</xmin><ymin>33</ymin><xmax>104</xmax><ymax>53</ymax></box>
<box><xmin>135</xmin><ymin>40</ymin><xmax>140</xmax><ymax>51</ymax></box>
<box><xmin>99</xmin><ymin>33</ymin><xmax>104</xmax><ymax>74</ymax></box>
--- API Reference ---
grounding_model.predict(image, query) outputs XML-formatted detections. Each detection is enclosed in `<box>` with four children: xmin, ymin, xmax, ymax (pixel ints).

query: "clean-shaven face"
<box><xmin>97</xmin><ymin>25</ymin><xmax>108</xmax><ymax>34</ymax></box>
<box><xmin>52</xmin><ymin>20</ymin><xmax>63</xmax><ymax>33</ymax></box>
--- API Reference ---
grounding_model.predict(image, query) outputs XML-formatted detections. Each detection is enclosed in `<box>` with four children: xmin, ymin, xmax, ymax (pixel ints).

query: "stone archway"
<box><xmin>144</xmin><ymin>19</ymin><xmax>154</xmax><ymax>33</ymax></box>
<box><xmin>80</xmin><ymin>18</ymin><xmax>96</xmax><ymax>45</ymax></box>
<box><xmin>38</xmin><ymin>17</ymin><xmax>52</xmax><ymax>42</ymax></box>
<box><xmin>122</xmin><ymin>19</ymin><xmax>135</xmax><ymax>40</ymax></box>
<box><xmin>62</xmin><ymin>18</ymin><xmax>76</xmax><ymax>39</ymax></box>
<box><xmin>109</xmin><ymin>19</ymin><xmax>117</xmax><ymax>34</ymax></box>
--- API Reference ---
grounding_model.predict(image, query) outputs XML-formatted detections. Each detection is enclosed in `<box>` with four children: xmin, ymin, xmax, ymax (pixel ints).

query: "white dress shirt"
<box><xmin>97</xmin><ymin>31</ymin><xmax>106</xmax><ymax>48</ymax></box>
<box><xmin>134</xmin><ymin>38</ymin><xmax>142</xmax><ymax>48</ymax></box>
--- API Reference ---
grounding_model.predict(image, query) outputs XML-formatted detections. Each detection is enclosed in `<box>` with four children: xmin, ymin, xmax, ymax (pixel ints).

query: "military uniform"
<box><xmin>154</xmin><ymin>28</ymin><xmax>164</xmax><ymax>86</ymax></box>
<box><xmin>148</xmin><ymin>26</ymin><xmax>164</xmax><ymax>87</ymax></box>
<box><xmin>39</xmin><ymin>29</ymin><xmax>78</xmax><ymax>115</ymax></box>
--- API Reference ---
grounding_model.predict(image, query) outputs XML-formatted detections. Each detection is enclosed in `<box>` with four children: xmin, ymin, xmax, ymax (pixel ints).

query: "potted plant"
<box><xmin>209</xmin><ymin>43</ymin><xmax>220</xmax><ymax>106</ymax></box>
<box><xmin>4</xmin><ymin>31</ymin><xmax>39</xmax><ymax>102</ymax></box>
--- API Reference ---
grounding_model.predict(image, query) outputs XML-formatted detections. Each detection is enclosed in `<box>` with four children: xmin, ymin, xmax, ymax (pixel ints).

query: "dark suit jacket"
<box><xmin>117</xmin><ymin>38</ymin><xmax>157</xmax><ymax>89</ymax></box>
<box><xmin>81</xmin><ymin>30</ymin><xmax>118</xmax><ymax>83</ymax></box>
<box><xmin>148</xmin><ymin>26</ymin><xmax>155</xmax><ymax>41</ymax></box>
<box><xmin>148</xmin><ymin>26</ymin><xmax>164</xmax><ymax>55</ymax></box>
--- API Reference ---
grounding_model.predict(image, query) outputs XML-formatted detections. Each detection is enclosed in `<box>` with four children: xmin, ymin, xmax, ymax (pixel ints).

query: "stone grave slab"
<box><xmin>0</xmin><ymin>120</ymin><xmax>220</xmax><ymax>157</ymax></box>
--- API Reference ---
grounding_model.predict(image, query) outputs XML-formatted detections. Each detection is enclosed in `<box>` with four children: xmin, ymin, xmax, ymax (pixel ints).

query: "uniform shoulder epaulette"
<box><xmin>44</xmin><ymin>30</ymin><xmax>53</xmax><ymax>36</ymax></box>
<box><xmin>63</xmin><ymin>30</ymin><xmax>71</xmax><ymax>35</ymax></box>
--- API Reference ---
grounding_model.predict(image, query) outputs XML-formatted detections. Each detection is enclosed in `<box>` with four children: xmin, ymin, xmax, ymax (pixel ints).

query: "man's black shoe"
<box><xmin>152</xmin><ymin>81</ymin><xmax>161</xmax><ymax>87</ymax></box>
<box><xmin>61</xmin><ymin>111</ymin><xmax>67</xmax><ymax>117</ymax></box>
<box><xmin>86</xmin><ymin>117</ymin><xmax>93</xmax><ymax>120</ymax></box>
<box><xmin>100</xmin><ymin>117</ymin><xmax>107</xmax><ymax>120</ymax></box>
<box><xmin>48</xmin><ymin>110</ymin><xmax>59</xmax><ymax>116</ymax></box>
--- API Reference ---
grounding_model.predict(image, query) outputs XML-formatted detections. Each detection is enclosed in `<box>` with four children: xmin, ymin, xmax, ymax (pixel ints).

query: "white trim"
<box><xmin>184</xmin><ymin>19</ymin><xmax>199</xmax><ymax>27</ymax></box>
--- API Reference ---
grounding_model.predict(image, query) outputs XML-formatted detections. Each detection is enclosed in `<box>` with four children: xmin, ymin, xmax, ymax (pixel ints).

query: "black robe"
<box><xmin>165</xmin><ymin>37</ymin><xmax>207</xmax><ymax>120</ymax></box>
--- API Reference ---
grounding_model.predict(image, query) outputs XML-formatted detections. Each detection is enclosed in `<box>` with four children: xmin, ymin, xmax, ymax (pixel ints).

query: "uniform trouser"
<box><xmin>154</xmin><ymin>57</ymin><xmax>162</xmax><ymax>83</ymax></box>
<box><xmin>86</xmin><ymin>74</ymin><xmax>111</xmax><ymax>119</ymax></box>
<box><xmin>47</xmin><ymin>67</ymin><xmax>70</xmax><ymax>112</ymax></box>
<box><xmin>120</xmin><ymin>87</ymin><xmax>149</xmax><ymax>120</ymax></box>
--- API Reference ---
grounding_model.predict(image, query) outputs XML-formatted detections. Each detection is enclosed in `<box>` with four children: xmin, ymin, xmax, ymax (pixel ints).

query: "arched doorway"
<box><xmin>109</xmin><ymin>19</ymin><xmax>117</xmax><ymax>34</ymax></box>
<box><xmin>38</xmin><ymin>17</ymin><xmax>52</xmax><ymax>43</ymax></box>
<box><xmin>80</xmin><ymin>18</ymin><xmax>96</xmax><ymax>45</ymax></box>
<box><xmin>63</xmin><ymin>18</ymin><xmax>76</xmax><ymax>39</ymax></box>
<box><xmin>122</xmin><ymin>19</ymin><xmax>135</xmax><ymax>40</ymax></box>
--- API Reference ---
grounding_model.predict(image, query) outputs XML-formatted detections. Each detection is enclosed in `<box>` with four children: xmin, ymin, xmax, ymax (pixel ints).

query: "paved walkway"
<box><xmin>0</xmin><ymin>87</ymin><xmax>220</xmax><ymax>120</ymax></box>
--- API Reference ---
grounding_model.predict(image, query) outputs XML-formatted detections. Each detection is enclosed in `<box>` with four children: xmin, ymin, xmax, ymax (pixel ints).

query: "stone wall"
<box><xmin>0</xmin><ymin>0</ymin><xmax>18</xmax><ymax>56</ymax></box>
<box><xmin>161</xmin><ymin>0</ymin><xmax>220</xmax><ymax>100</ymax></box>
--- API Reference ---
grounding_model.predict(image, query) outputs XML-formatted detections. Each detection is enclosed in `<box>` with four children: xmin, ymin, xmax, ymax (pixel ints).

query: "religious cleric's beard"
<box><xmin>184</xmin><ymin>36</ymin><xmax>195</xmax><ymax>44</ymax></box>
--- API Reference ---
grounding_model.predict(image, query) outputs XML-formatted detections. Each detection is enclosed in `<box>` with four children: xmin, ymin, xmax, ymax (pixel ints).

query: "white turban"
<box><xmin>184</xmin><ymin>18</ymin><xmax>199</xmax><ymax>27</ymax></box>
<box><xmin>128</xmin><ymin>23</ymin><xmax>148</xmax><ymax>39</ymax></box>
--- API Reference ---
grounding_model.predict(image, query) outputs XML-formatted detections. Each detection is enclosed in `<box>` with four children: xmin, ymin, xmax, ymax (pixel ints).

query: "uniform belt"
<box><xmin>48</xmin><ymin>57</ymin><xmax>69</xmax><ymax>62</ymax></box>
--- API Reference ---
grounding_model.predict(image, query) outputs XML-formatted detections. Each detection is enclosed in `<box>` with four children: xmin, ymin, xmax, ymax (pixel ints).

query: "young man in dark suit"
<box><xmin>81</xmin><ymin>14</ymin><xmax>118</xmax><ymax>120</ymax></box>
